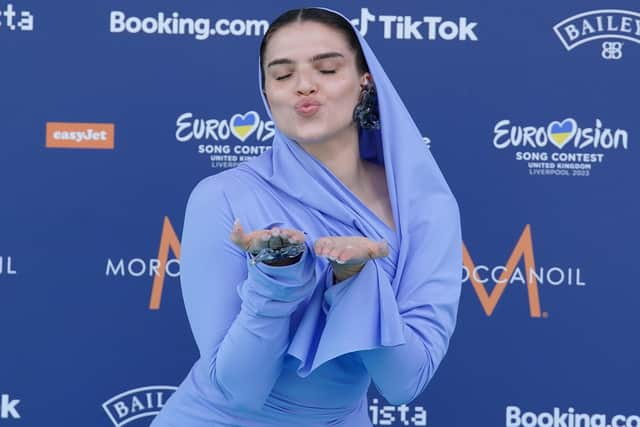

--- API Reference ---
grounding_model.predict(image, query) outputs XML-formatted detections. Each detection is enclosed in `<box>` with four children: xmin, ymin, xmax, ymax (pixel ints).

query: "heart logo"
<box><xmin>230</xmin><ymin>111</ymin><xmax>259</xmax><ymax>142</ymax></box>
<box><xmin>547</xmin><ymin>118</ymin><xmax>577</xmax><ymax>149</ymax></box>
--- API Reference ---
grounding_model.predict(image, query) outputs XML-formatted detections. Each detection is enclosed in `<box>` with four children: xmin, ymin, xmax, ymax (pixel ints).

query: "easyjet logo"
<box><xmin>46</xmin><ymin>122</ymin><xmax>115</xmax><ymax>149</ymax></box>
<box><xmin>463</xmin><ymin>225</ymin><xmax>544</xmax><ymax>318</ymax></box>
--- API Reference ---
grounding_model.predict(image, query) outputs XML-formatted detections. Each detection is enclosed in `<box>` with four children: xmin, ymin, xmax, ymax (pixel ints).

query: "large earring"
<box><xmin>353</xmin><ymin>82</ymin><xmax>380</xmax><ymax>130</ymax></box>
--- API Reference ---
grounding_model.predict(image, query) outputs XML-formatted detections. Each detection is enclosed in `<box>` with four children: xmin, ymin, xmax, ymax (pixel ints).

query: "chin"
<box><xmin>294</xmin><ymin>133</ymin><xmax>330</xmax><ymax>144</ymax></box>
<box><xmin>285</xmin><ymin>127</ymin><xmax>332</xmax><ymax>145</ymax></box>
<box><xmin>290</xmin><ymin>123</ymin><xmax>356</xmax><ymax>145</ymax></box>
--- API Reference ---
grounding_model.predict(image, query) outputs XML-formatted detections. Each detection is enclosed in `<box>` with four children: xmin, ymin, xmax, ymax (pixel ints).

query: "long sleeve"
<box><xmin>321</xmin><ymin>195</ymin><xmax>462</xmax><ymax>405</ymax></box>
<box><xmin>179</xmin><ymin>175</ymin><xmax>317</xmax><ymax>411</ymax></box>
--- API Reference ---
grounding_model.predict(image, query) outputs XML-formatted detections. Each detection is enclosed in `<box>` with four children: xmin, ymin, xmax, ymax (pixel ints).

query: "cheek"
<box><xmin>330</xmin><ymin>85</ymin><xmax>361</xmax><ymax>115</ymax></box>
<box><xmin>264</xmin><ymin>90</ymin><xmax>289</xmax><ymax>114</ymax></box>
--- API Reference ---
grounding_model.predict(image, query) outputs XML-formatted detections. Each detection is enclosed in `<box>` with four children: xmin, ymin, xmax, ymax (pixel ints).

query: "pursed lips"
<box><xmin>294</xmin><ymin>99</ymin><xmax>322</xmax><ymax>116</ymax></box>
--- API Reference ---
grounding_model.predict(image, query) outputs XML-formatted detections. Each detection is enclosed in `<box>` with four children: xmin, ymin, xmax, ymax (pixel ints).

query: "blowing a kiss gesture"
<box><xmin>230</xmin><ymin>220</ymin><xmax>388</xmax><ymax>283</ymax></box>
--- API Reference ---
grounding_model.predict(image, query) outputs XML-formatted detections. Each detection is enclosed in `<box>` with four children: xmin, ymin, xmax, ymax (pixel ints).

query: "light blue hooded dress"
<box><xmin>152</xmin><ymin>7</ymin><xmax>462</xmax><ymax>427</ymax></box>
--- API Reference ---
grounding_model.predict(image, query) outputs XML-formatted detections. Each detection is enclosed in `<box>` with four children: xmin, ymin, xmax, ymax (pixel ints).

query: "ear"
<box><xmin>359</xmin><ymin>72</ymin><xmax>373</xmax><ymax>88</ymax></box>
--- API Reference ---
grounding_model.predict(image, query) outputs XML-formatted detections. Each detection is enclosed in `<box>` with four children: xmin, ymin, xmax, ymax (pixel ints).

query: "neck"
<box><xmin>298</xmin><ymin>126</ymin><xmax>367</xmax><ymax>192</ymax></box>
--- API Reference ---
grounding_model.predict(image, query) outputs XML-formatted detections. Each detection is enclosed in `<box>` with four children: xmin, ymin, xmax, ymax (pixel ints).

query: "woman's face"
<box><xmin>262</xmin><ymin>21</ymin><xmax>369</xmax><ymax>145</ymax></box>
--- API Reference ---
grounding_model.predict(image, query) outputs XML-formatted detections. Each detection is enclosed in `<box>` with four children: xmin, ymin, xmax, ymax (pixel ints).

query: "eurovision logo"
<box><xmin>463</xmin><ymin>225</ymin><xmax>587</xmax><ymax>318</ymax></box>
<box><xmin>102</xmin><ymin>386</ymin><xmax>176</xmax><ymax>427</ymax></box>
<box><xmin>554</xmin><ymin>9</ymin><xmax>640</xmax><ymax>60</ymax></box>
<box><xmin>493</xmin><ymin>117</ymin><xmax>630</xmax><ymax>177</ymax></box>
<box><xmin>106</xmin><ymin>217</ymin><xmax>180</xmax><ymax>310</ymax></box>
<box><xmin>176</xmin><ymin>111</ymin><xmax>274</xmax><ymax>169</ymax></box>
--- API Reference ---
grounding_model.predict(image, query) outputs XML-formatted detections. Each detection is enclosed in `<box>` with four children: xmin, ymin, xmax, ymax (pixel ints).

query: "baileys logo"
<box><xmin>553</xmin><ymin>9</ymin><xmax>640</xmax><ymax>59</ymax></box>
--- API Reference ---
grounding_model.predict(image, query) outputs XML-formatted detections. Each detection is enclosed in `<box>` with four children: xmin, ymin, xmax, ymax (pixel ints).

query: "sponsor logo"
<box><xmin>351</xmin><ymin>7</ymin><xmax>478</xmax><ymax>41</ymax></box>
<box><xmin>109</xmin><ymin>11</ymin><xmax>268</xmax><ymax>40</ymax></box>
<box><xmin>46</xmin><ymin>122</ymin><xmax>115</xmax><ymax>150</ymax></box>
<box><xmin>553</xmin><ymin>10</ymin><xmax>640</xmax><ymax>60</ymax></box>
<box><xmin>108</xmin><ymin>8</ymin><xmax>477</xmax><ymax>43</ymax></box>
<box><xmin>0</xmin><ymin>394</ymin><xmax>21</xmax><ymax>419</ymax></box>
<box><xmin>106</xmin><ymin>217</ymin><xmax>180</xmax><ymax>310</ymax></box>
<box><xmin>102</xmin><ymin>386</ymin><xmax>177</xmax><ymax>427</ymax></box>
<box><xmin>0</xmin><ymin>3</ymin><xmax>33</xmax><ymax>32</ymax></box>
<box><xmin>463</xmin><ymin>225</ymin><xmax>587</xmax><ymax>318</ymax></box>
<box><xmin>0</xmin><ymin>256</ymin><xmax>17</xmax><ymax>275</ymax></box>
<box><xmin>176</xmin><ymin>111</ymin><xmax>274</xmax><ymax>169</ymax></box>
<box><xmin>493</xmin><ymin>117</ymin><xmax>630</xmax><ymax>177</ymax></box>
<box><xmin>506</xmin><ymin>405</ymin><xmax>640</xmax><ymax>427</ymax></box>
<box><xmin>370</xmin><ymin>398</ymin><xmax>427</xmax><ymax>426</ymax></box>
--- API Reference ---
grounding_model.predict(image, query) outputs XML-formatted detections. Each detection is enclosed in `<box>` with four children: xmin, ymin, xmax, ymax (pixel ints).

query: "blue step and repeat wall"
<box><xmin>1</xmin><ymin>0</ymin><xmax>639</xmax><ymax>426</ymax></box>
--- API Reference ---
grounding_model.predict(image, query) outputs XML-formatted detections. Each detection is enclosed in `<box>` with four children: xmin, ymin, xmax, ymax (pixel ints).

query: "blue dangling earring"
<box><xmin>353</xmin><ymin>81</ymin><xmax>380</xmax><ymax>130</ymax></box>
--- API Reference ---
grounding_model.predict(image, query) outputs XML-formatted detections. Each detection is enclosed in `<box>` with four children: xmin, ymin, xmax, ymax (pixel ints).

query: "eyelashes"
<box><xmin>275</xmin><ymin>70</ymin><xmax>336</xmax><ymax>81</ymax></box>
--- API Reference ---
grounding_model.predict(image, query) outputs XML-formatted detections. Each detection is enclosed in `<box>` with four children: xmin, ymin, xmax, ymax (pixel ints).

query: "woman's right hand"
<box><xmin>230</xmin><ymin>219</ymin><xmax>306</xmax><ymax>266</ymax></box>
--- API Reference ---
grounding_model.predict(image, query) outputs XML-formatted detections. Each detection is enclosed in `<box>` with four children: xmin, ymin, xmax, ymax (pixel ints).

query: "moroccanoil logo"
<box><xmin>463</xmin><ymin>225</ymin><xmax>586</xmax><ymax>318</ymax></box>
<box><xmin>105</xmin><ymin>217</ymin><xmax>180</xmax><ymax>310</ymax></box>
<box><xmin>46</xmin><ymin>122</ymin><xmax>115</xmax><ymax>149</ymax></box>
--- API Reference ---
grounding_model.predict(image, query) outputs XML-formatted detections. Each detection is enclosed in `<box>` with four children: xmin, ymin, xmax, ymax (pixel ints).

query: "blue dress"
<box><xmin>152</xmin><ymin>7</ymin><xmax>462</xmax><ymax>427</ymax></box>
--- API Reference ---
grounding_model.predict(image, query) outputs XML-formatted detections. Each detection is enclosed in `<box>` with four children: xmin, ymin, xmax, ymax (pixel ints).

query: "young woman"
<box><xmin>152</xmin><ymin>7</ymin><xmax>462</xmax><ymax>427</ymax></box>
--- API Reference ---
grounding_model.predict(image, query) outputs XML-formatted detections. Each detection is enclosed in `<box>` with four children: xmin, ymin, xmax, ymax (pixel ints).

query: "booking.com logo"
<box><xmin>506</xmin><ymin>405</ymin><xmax>640</xmax><ymax>427</ymax></box>
<box><xmin>109</xmin><ymin>11</ymin><xmax>268</xmax><ymax>40</ymax></box>
<box><xmin>463</xmin><ymin>225</ymin><xmax>587</xmax><ymax>318</ymax></box>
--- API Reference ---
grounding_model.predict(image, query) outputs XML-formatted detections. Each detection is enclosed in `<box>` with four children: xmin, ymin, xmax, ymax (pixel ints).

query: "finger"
<box><xmin>248</xmin><ymin>232</ymin><xmax>270</xmax><ymax>252</ymax></box>
<box><xmin>367</xmin><ymin>240</ymin><xmax>389</xmax><ymax>259</ymax></box>
<box><xmin>230</xmin><ymin>218</ymin><xmax>243</xmax><ymax>241</ymax></box>
<box><xmin>327</xmin><ymin>246</ymin><xmax>342</xmax><ymax>261</ymax></box>
<box><xmin>267</xmin><ymin>234</ymin><xmax>286</xmax><ymax>250</ymax></box>
<box><xmin>376</xmin><ymin>240</ymin><xmax>389</xmax><ymax>257</ymax></box>
<box><xmin>281</xmin><ymin>228</ymin><xmax>305</xmax><ymax>244</ymax></box>
<box><xmin>230</xmin><ymin>219</ymin><xmax>252</xmax><ymax>250</ymax></box>
<box><xmin>314</xmin><ymin>237</ymin><xmax>329</xmax><ymax>255</ymax></box>
<box><xmin>317</xmin><ymin>238</ymin><xmax>336</xmax><ymax>257</ymax></box>
<box><xmin>335</xmin><ymin>246</ymin><xmax>356</xmax><ymax>264</ymax></box>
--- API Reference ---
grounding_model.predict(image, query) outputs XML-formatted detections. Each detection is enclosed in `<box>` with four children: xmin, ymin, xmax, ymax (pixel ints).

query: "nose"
<box><xmin>295</xmin><ymin>69</ymin><xmax>317</xmax><ymax>96</ymax></box>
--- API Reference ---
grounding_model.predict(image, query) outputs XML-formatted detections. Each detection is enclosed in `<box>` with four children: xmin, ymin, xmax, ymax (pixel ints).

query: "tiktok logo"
<box><xmin>0</xmin><ymin>394</ymin><xmax>21</xmax><ymax>419</ymax></box>
<box><xmin>350</xmin><ymin>7</ymin><xmax>478</xmax><ymax>41</ymax></box>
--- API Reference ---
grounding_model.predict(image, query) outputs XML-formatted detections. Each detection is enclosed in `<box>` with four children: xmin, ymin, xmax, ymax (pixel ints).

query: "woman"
<box><xmin>152</xmin><ymin>7</ymin><xmax>461</xmax><ymax>427</ymax></box>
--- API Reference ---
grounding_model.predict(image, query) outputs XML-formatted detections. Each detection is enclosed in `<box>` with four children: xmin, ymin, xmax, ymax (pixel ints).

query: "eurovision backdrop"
<box><xmin>1</xmin><ymin>1</ymin><xmax>639</xmax><ymax>426</ymax></box>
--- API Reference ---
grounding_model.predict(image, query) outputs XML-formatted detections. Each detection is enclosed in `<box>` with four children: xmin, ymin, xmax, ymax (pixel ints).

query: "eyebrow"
<box><xmin>266</xmin><ymin>52</ymin><xmax>345</xmax><ymax>68</ymax></box>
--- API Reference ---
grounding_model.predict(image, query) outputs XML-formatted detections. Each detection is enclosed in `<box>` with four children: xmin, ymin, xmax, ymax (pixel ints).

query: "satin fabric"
<box><xmin>152</xmin><ymin>7</ymin><xmax>461</xmax><ymax>427</ymax></box>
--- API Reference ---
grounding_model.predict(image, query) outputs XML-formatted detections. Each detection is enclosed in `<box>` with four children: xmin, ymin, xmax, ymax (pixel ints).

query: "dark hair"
<box><xmin>259</xmin><ymin>8</ymin><xmax>369</xmax><ymax>88</ymax></box>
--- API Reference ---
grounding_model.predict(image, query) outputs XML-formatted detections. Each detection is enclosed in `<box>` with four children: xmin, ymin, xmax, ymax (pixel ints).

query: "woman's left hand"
<box><xmin>314</xmin><ymin>236</ymin><xmax>388</xmax><ymax>283</ymax></box>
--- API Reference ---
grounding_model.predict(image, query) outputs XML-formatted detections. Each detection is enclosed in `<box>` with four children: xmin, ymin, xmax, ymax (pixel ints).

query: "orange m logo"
<box><xmin>148</xmin><ymin>217</ymin><xmax>181</xmax><ymax>310</ymax></box>
<box><xmin>462</xmin><ymin>224</ymin><xmax>542</xmax><ymax>318</ymax></box>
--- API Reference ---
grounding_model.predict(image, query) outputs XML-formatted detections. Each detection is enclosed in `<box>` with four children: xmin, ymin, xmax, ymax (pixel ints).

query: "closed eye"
<box><xmin>275</xmin><ymin>70</ymin><xmax>335</xmax><ymax>80</ymax></box>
